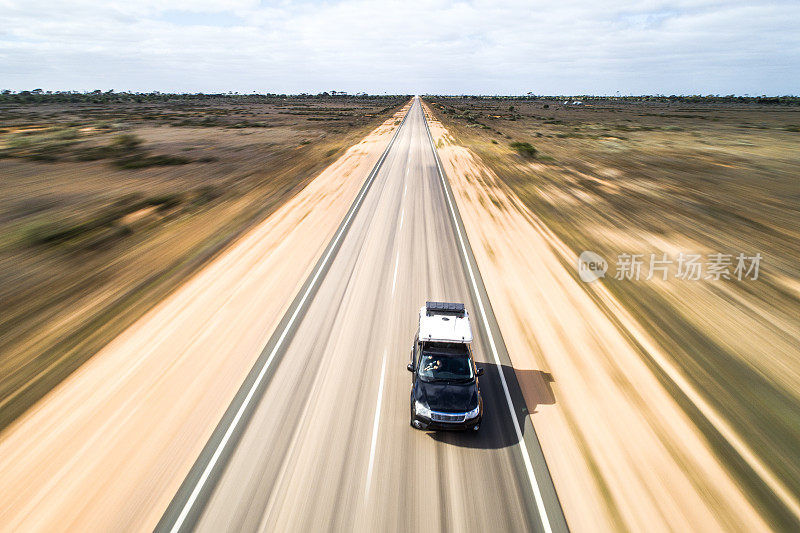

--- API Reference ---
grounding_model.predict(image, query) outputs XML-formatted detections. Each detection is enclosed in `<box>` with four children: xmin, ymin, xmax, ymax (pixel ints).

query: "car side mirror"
<box><xmin>476</xmin><ymin>367</ymin><xmax>485</xmax><ymax>376</ymax></box>
<box><xmin>407</xmin><ymin>363</ymin><xmax>415</xmax><ymax>372</ymax></box>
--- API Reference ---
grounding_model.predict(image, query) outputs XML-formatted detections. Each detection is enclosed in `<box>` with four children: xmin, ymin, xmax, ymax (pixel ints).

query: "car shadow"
<box><xmin>427</xmin><ymin>364</ymin><xmax>556</xmax><ymax>450</ymax></box>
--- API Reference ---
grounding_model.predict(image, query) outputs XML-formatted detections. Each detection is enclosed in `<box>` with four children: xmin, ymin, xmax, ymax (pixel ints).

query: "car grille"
<box><xmin>430</xmin><ymin>411</ymin><xmax>466</xmax><ymax>423</ymax></box>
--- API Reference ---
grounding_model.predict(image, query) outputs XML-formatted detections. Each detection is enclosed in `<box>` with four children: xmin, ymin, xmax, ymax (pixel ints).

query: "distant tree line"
<box><xmin>0</xmin><ymin>89</ymin><xmax>412</xmax><ymax>104</ymax></box>
<box><xmin>427</xmin><ymin>94</ymin><xmax>800</xmax><ymax>105</ymax></box>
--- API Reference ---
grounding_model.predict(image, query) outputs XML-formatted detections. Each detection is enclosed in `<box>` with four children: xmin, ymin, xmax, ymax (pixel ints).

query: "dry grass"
<box><xmin>0</xmin><ymin>95</ymin><xmax>406</xmax><ymax>431</ymax></box>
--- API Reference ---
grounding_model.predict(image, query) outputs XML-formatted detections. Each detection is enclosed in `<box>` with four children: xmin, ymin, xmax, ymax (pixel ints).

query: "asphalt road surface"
<box><xmin>158</xmin><ymin>98</ymin><xmax>568</xmax><ymax>533</ymax></box>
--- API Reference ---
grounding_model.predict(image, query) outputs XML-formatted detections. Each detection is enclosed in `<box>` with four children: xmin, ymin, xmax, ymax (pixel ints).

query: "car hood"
<box><xmin>416</xmin><ymin>380</ymin><xmax>478</xmax><ymax>412</ymax></box>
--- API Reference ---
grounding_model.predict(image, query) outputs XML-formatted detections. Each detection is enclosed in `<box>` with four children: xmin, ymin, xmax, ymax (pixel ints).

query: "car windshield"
<box><xmin>417</xmin><ymin>344</ymin><xmax>473</xmax><ymax>382</ymax></box>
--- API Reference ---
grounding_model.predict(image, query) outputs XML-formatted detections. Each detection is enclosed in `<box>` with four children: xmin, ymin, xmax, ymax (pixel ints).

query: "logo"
<box><xmin>578</xmin><ymin>251</ymin><xmax>607</xmax><ymax>282</ymax></box>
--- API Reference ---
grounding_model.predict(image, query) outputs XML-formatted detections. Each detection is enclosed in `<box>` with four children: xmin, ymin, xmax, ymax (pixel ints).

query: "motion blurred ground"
<box><xmin>426</xmin><ymin>96</ymin><xmax>800</xmax><ymax>529</ymax></box>
<box><xmin>0</xmin><ymin>95</ymin><xmax>405</xmax><ymax>430</ymax></box>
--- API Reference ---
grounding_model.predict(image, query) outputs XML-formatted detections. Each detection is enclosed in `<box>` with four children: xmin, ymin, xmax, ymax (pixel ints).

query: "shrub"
<box><xmin>23</xmin><ymin>192</ymin><xmax>192</xmax><ymax>247</ymax></box>
<box><xmin>55</xmin><ymin>128</ymin><xmax>80</xmax><ymax>140</ymax></box>
<box><xmin>111</xmin><ymin>133</ymin><xmax>143</xmax><ymax>152</ymax></box>
<box><xmin>114</xmin><ymin>154</ymin><xmax>190</xmax><ymax>169</ymax></box>
<box><xmin>191</xmin><ymin>186</ymin><xmax>221</xmax><ymax>207</ymax></box>
<box><xmin>509</xmin><ymin>141</ymin><xmax>537</xmax><ymax>159</ymax></box>
<box><xmin>149</xmin><ymin>194</ymin><xmax>182</xmax><ymax>212</ymax></box>
<box><xmin>24</xmin><ymin>212</ymin><xmax>115</xmax><ymax>245</ymax></box>
<box><xmin>28</xmin><ymin>148</ymin><xmax>66</xmax><ymax>162</ymax></box>
<box><xmin>76</xmin><ymin>145</ymin><xmax>115</xmax><ymax>160</ymax></box>
<box><xmin>4</xmin><ymin>129</ymin><xmax>81</xmax><ymax>162</ymax></box>
<box><xmin>24</xmin><ymin>220</ymin><xmax>84</xmax><ymax>245</ymax></box>
<box><xmin>76</xmin><ymin>133</ymin><xmax>144</xmax><ymax>161</ymax></box>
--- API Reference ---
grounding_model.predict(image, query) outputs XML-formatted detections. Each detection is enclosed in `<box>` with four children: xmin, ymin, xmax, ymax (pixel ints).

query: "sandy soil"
<box><xmin>422</xmin><ymin>103</ymin><xmax>774</xmax><ymax>532</ymax></box>
<box><xmin>0</xmin><ymin>102</ymin><xmax>410</xmax><ymax>532</ymax></box>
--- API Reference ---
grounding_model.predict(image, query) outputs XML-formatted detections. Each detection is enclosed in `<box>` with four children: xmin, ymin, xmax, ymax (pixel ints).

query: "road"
<box><xmin>158</xmin><ymin>98</ymin><xmax>568</xmax><ymax>533</ymax></box>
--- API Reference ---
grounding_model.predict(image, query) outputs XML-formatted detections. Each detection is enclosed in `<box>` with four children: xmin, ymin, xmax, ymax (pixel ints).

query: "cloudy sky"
<box><xmin>1</xmin><ymin>0</ymin><xmax>798</xmax><ymax>95</ymax></box>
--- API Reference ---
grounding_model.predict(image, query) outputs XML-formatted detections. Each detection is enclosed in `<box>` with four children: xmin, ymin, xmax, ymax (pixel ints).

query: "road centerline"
<box><xmin>364</xmin><ymin>350</ymin><xmax>388</xmax><ymax>501</ymax></box>
<box><xmin>391</xmin><ymin>250</ymin><xmax>401</xmax><ymax>297</ymax></box>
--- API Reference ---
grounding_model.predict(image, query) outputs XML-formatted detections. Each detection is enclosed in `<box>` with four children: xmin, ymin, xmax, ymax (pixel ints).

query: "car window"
<box><xmin>417</xmin><ymin>354</ymin><xmax>474</xmax><ymax>381</ymax></box>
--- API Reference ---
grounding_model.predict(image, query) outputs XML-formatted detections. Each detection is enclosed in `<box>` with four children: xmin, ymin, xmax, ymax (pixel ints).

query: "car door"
<box><xmin>469</xmin><ymin>344</ymin><xmax>480</xmax><ymax>386</ymax></box>
<box><xmin>410</xmin><ymin>334</ymin><xmax>418</xmax><ymax>384</ymax></box>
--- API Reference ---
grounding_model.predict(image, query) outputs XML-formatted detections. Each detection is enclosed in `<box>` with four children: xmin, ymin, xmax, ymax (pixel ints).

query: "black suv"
<box><xmin>408</xmin><ymin>339</ymin><xmax>484</xmax><ymax>431</ymax></box>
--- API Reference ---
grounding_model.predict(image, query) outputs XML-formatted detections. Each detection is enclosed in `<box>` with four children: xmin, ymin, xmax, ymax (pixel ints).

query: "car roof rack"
<box><xmin>425</xmin><ymin>301</ymin><xmax>465</xmax><ymax>317</ymax></box>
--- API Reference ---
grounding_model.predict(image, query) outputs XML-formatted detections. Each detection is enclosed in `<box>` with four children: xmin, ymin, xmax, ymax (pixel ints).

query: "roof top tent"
<box><xmin>418</xmin><ymin>301</ymin><xmax>473</xmax><ymax>343</ymax></box>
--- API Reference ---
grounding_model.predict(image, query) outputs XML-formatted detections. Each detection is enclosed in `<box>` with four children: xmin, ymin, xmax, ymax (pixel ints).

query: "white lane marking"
<box><xmin>391</xmin><ymin>249</ymin><xmax>400</xmax><ymax>297</ymax></box>
<box><xmin>364</xmin><ymin>350</ymin><xmax>388</xmax><ymax>501</ymax></box>
<box><xmin>167</xmin><ymin>103</ymin><xmax>412</xmax><ymax>533</ymax></box>
<box><xmin>422</xmin><ymin>106</ymin><xmax>554</xmax><ymax>533</ymax></box>
<box><xmin>393</xmin><ymin>172</ymin><xmax>406</xmax><ymax>298</ymax></box>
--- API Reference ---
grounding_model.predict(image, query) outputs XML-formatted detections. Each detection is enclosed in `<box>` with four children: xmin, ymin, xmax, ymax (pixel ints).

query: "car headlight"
<box><xmin>465</xmin><ymin>405</ymin><xmax>480</xmax><ymax>419</ymax></box>
<box><xmin>415</xmin><ymin>401</ymin><xmax>432</xmax><ymax>419</ymax></box>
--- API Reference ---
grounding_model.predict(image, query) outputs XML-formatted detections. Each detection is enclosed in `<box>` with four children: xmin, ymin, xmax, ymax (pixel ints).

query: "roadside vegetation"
<box><xmin>0</xmin><ymin>93</ymin><xmax>407</xmax><ymax>431</ymax></box>
<box><xmin>508</xmin><ymin>141</ymin><xmax>537</xmax><ymax>159</ymax></box>
<box><xmin>427</xmin><ymin>95</ymin><xmax>800</xmax><ymax>529</ymax></box>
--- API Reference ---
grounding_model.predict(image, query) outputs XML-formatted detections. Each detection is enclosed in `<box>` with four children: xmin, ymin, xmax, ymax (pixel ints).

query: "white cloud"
<box><xmin>0</xmin><ymin>0</ymin><xmax>797</xmax><ymax>94</ymax></box>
